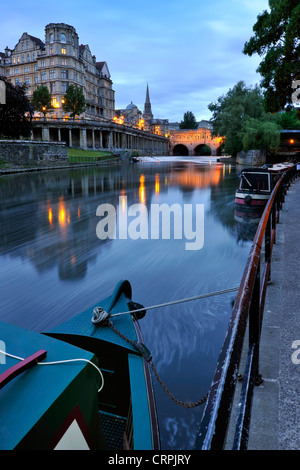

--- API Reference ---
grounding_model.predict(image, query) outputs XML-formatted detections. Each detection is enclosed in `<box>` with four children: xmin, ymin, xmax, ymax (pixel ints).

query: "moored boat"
<box><xmin>235</xmin><ymin>163</ymin><xmax>295</xmax><ymax>208</ymax></box>
<box><xmin>0</xmin><ymin>280</ymin><xmax>160</xmax><ymax>450</ymax></box>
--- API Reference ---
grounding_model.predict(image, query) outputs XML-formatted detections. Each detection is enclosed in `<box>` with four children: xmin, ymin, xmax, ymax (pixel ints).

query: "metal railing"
<box><xmin>195</xmin><ymin>165</ymin><xmax>298</xmax><ymax>450</ymax></box>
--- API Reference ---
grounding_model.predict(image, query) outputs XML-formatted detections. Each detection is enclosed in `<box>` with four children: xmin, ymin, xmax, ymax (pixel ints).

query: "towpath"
<box><xmin>248</xmin><ymin>176</ymin><xmax>300</xmax><ymax>450</ymax></box>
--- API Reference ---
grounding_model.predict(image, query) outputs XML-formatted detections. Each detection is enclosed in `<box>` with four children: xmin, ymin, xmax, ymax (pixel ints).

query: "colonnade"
<box><xmin>31</xmin><ymin>120</ymin><xmax>169</xmax><ymax>155</ymax></box>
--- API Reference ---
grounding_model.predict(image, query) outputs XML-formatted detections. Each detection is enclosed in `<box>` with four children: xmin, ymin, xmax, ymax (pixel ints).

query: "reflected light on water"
<box><xmin>48</xmin><ymin>207</ymin><xmax>53</xmax><ymax>225</ymax></box>
<box><xmin>155</xmin><ymin>173</ymin><xmax>160</xmax><ymax>196</ymax></box>
<box><xmin>139</xmin><ymin>174</ymin><xmax>146</xmax><ymax>203</ymax></box>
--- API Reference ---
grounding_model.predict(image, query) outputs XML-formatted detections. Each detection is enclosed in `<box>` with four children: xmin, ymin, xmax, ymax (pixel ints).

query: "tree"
<box><xmin>31</xmin><ymin>85</ymin><xmax>53</xmax><ymax>116</ymax></box>
<box><xmin>242</xmin><ymin>119</ymin><xmax>280</xmax><ymax>154</ymax></box>
<box><xmin>62</xmin><ymin>85</ymin><xmax>86</xmax><ymax>120</ymax></box>
<box><xmin>0</xmin><ymin>76</ymin><xmax>33</xmax><ymax>138</ymax></box>
<box><xmin>208</xmin><ymin>81</ymin><xmax>280</xmax><ymax>156</ymax></box>
<box><xmin>179</xmin><ymin>111</ymin><xmax>198</xmax><ymax>129</ymax></box>
<box><xmin>243</xmin><ymin>1</ymin><xmax>300</xmax><ymax>113</ymax></box>
<box><xmin>274</xmin><ymin>108</ymin><xmax>300</xmax><ymax>130</ymax></box>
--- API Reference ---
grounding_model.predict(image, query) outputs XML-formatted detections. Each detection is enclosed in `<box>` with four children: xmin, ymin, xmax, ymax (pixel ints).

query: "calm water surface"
<box><xmin>0</xmin><ymin>159</ymin><xmax>258</xmax><ymax>449</ymax></box>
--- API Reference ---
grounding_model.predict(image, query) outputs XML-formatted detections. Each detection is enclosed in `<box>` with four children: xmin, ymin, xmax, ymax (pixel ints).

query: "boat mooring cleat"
<box><xmin>91</xmin><ymin>307</ymin><xmax>111</xmax><ymax>325</ymax></box>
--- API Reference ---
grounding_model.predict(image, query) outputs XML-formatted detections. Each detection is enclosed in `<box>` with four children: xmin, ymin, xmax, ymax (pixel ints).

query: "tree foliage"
<box><xmin>62</xmin><ymin>85</ymin><xmax>86</xmax><ymax>119</ymax></box>
<box><xmin>179</xmin><ymin>111</ymin><xmax>198</xmax><ymax>129</ymax></box>
<box><xmin>243</xmin><ymin>0</ymin><xmax>300</xmax><ymax>112</ymax></box>
<box><xmin>31</xmin><ymin>86</ymin><xmax>53</xmax><ymax>116</ymax></box>
<box><xmin>0</xmin><ymin>76</ymin><xmax>33</xmax><ymax>138</ymax></box>
<box><xmin>208</xmin><ymin>81</ymin><xmax>280</xmax><ymax>156</ymax></box>
<box><xmin>274</xmin><ymin>108</ymin><xmax>300</xmax><ymax>130</ymax></box>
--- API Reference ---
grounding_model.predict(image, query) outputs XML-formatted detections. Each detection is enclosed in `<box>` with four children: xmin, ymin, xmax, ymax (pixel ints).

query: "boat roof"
<box><xmin>0</xmin><ymin>321</ymin><xmax>95</xmax><ymax>449</ymax></box>
<box><xmin>46</xmin><ymin>280</ymin><xmax>140</xmax><ymax>354</ymax></box>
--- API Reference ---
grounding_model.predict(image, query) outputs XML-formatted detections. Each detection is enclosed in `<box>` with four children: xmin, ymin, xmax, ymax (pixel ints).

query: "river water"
<box><xmin>0</xmin><ymin>157</ymin><xmax>259</xmax><ymax>450</ymax></box>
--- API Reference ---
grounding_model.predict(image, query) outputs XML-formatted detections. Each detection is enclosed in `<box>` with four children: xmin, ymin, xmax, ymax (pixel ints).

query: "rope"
<box><xmin>91</xmin><ymin>285</ymin><xmax>240</xmax><ymax>408</ymax></box>
<box><xmin>92</xmin><ymin>285</ymin><xmax>240</xmax><ymax>324</ymax></box>
<box><xmin>107</xmin><ymin>319</ymin><xmax>208</xmax><ymax>408</ymax></box>
<box><xmin>0</xmin><ymin>349</ymin><xmax>104</xmax><ymax>393</ymax></box>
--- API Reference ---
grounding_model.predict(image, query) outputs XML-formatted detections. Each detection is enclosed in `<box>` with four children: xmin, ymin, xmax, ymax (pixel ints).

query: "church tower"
<box><xmin>143</xmin><ymin>84</ymin><xmax>153</xmax><ymax>120</ymax></box>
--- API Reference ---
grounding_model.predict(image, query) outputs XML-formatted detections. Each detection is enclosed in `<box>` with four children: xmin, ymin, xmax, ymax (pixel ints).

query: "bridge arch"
<box><xmin>173</xmin><ymin>144</ymin><xmax>189</xmax><ymax>156</ymax></box>
<box><xmin>194</xmin><ymin>144</ymin><xmax>211</xmax><ymax>156</ymax></box>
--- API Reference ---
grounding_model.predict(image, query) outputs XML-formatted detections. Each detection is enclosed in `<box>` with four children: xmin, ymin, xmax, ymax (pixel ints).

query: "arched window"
<box><xmin>49</xmin><ymin>33</ymin><xmax>54</xmax><ymax>43</ymax></box>
<box><xmin>60</xmin><ymin>33</ymin><xmax>66</xmax><ymax>43</ymax></box>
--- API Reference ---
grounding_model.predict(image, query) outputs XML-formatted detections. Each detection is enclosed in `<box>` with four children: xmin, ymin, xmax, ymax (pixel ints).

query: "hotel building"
<box><xmin>0</xmin><ymin>23</ymin><xmax>115</xmax><ymax>121</ymax></box>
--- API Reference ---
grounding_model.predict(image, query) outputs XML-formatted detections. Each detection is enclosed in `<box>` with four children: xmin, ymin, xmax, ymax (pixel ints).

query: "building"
<box><xmin>0</xmin><ymin>23</ymin><xmax>115</xmax><ymax>121</ymax></box>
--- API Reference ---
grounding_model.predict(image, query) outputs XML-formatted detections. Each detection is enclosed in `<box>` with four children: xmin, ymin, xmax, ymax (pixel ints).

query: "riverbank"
<box><xmin>0</xmin><ymin>147</ymin><xmax>122</xmax><ymax>175</ymax></box>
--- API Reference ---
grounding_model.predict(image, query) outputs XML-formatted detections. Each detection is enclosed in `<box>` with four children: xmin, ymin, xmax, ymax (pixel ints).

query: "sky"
<box><xmin>0</xmin><ymin>0</ymin><xmax>270</xmax><ymax>123</ymax></box>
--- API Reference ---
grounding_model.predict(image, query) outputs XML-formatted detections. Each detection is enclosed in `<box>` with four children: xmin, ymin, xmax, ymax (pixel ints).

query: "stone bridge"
<box><xmin>169</xmin><ymin>127</ymin><xmax>223</xmax><ymax>156</ymax></box>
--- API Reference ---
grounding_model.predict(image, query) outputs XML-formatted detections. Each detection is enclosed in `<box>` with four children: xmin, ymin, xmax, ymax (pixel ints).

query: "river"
<box><xmin>0</xmin><ymin>157</ymin><xmax>259</xmax><ymax>449</ymax></box>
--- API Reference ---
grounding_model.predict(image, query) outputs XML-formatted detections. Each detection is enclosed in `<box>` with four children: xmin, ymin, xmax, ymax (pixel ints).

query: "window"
<box><xmin>35</xmin><ymin>75</ymin><xmax>39</xmax><ymax>83</ymax></box>
<box><xmin>22</xmin><ymin>55</ymin><xmax>25</xmax><ymax>62</ymax></box>
<box><xmin>15</xmin><ymin>78</ymin><xmax>21</xmax><ymax>86</ymax></box>
<box><xmin>50</xmin><ymin>47</ymin><xmax>54</xmax><ymax>55</ymax></box>
<box><xmin>34</xmin><ymin>64</ymin><xmax>38</xmax><ymax>71</ymax></box>
<box><xmin>15</xmin><ymin>67</ymin><xmax>19</xmax><ymax>74</ymax></box>
<box><xmin>25</xmin><ymin>76</ymin><xmax>30</xmax><ymax>85</ymax></box>
<box><xmin>24</xmin><ymin>65</ymin><xmax>29</xmax><ymax>72</ymax></box>
<box><xmin>17</xmin><ymin>56</ymin><xmax>20</xmax><ymax>63</ymax></box>
<box><xmin>26</xmin><ymin>41</ymin><xmax>29</xmax><ymax>50</ymax></box>
<box><xmin>49</xmin><ymin>33</ymin><xmax>54</xmax><ymax>43</ymax></box>
<box><xmin>41</xmin><ymin>60</ymin><xmax>45</xmax><ymax>67</ymax></box>
<box><xmin>50</xmin><ymin>70</ymin><xmax>55</xmax><ymax>79</ymax></box>
<box><xmin>61</xmin><ymin>69</ymin><xmax>68</xmax><ymax>79</ymax></box>
<box><xmin>50</xmin><ymin>59</ymin><xmax>54</xmax><ymax>66</ymax></box>
<box><xmin>41</xmin><ymin>71</ymin><xmax>47</xmax><ymax>81</ymax></box>
<box><xmin>61</xmin><ymin>48</ymin><xmax>66</xmax><ymax>55</ymax></box>
<box><xmin>62</xmin><ymin>58</ymin><xmax>67</xmax><ymax>66</ymax></box>
<box><xmin>50</xmin><ymin>83</ymin><xmax>56</xmax><ymax>92</ymax></box>
<box><xmin>21</xmin><ymin>43</ymin><xmax>24</xmax><ymax>51</ymax></box>
<box><xmin>61</xmin><ymin>82</ymin><xmax>68</xmax><ymax>92</ymax></box>
<box><xmin>60</xmin><ymin>33</ymin><xmax>66</xmax><ymax>43</ymax></box>
<box><xmin>33</xmin><ymin>52</ymin><xmax>35</xmax><ymax>60</ymax></box>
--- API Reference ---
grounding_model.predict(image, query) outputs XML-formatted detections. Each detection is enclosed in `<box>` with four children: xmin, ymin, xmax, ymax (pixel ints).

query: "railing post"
<box><xmin>248</xmin><ymin>258</ymin><xmax>261</xmax><ymax>380</ymax></box>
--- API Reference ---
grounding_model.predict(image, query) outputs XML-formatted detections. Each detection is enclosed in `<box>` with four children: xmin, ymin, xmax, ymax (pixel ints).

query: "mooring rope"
<box><xmin>92</xmin><ymin>285</ymin><xmax>240</xmax><ymax>408</ymax></box>
<box><xmin>92</xmin><ymin>285</ymin><xmax>240</xmax><ymax>324</ymax></box>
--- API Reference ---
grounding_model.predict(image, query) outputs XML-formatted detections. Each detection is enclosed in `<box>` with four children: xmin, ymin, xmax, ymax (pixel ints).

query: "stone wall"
<box><xmin>236</xmin><ymin>149</ymin><xmax>266</xmax><ymax>166</ymax></box>
<box><xmin>0</xmin><ymin>140</ymin><xmax>68</xmax><ymax>165</ymax></box>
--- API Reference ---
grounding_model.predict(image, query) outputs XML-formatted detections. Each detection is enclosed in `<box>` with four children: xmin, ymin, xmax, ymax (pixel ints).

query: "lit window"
<box><xmin>61</xmin><ymin>48</ymin><xmax>66</xmax><ymax>55</ymax></box>
<box><xmin>50</xmin><ymin>47</ymin><xmax>54</xmax><ymax>55</ymax></box>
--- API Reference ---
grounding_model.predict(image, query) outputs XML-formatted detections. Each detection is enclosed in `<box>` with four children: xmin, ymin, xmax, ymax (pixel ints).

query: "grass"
<box><xmin>68</xmin><ymin>148</ymin><xmax>116</xmax><ymax>163</ymax></box>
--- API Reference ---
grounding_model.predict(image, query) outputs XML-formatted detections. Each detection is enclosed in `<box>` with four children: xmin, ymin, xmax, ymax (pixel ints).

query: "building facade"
<box><xmin>0</xmin><ymin>23</ymin><xmax>115</xmax><ymax>121</ymax></box>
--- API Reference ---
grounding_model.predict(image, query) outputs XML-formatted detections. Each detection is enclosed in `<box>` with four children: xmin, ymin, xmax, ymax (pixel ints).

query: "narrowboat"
<box><xmin>0</xmin><ymin>280</ymin><xmax>160</xmax><ymax>450</ymax></box>
<box><xmin>235</xmin><ymin>163</ymin><xmax>294</xmax><ymax>208</ymax></box>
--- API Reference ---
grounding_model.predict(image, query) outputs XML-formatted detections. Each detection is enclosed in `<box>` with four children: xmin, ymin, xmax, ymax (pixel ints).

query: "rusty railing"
<box><xmin>195</xmin><ymin>165</ymin><xmax>298</xmax><ymax>450</ymax></box>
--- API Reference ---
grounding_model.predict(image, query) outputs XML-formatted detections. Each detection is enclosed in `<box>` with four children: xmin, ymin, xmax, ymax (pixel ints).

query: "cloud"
<box><xmin>0</xmin><ymin>0</ymin><xmax>270</xmax><ymax>122</ymax></box>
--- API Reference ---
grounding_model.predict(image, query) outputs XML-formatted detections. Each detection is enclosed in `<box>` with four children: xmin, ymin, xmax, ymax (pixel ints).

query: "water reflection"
<box><xmin>0</xmin><ymin>161</ymin><xmax>255</xmax><ymax>450</ymax></box>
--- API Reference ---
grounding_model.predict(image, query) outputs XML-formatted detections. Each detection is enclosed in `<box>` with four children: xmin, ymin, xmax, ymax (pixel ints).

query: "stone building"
<box><xmin>0</xmin><ymin>23</ymin><xmax>115</xmax><ymax>121</ymax></box>
<box><xmin>115</xmin><ymin>84</ymin><xmax>169</xmax><ymax>136</ymax></box>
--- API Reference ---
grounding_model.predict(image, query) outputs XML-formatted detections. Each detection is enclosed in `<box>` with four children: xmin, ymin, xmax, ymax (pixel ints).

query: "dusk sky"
<box><xmin>1</xmin><ymin>0</ymin><xmax>269</xmax><ymax>122</ymax></box>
